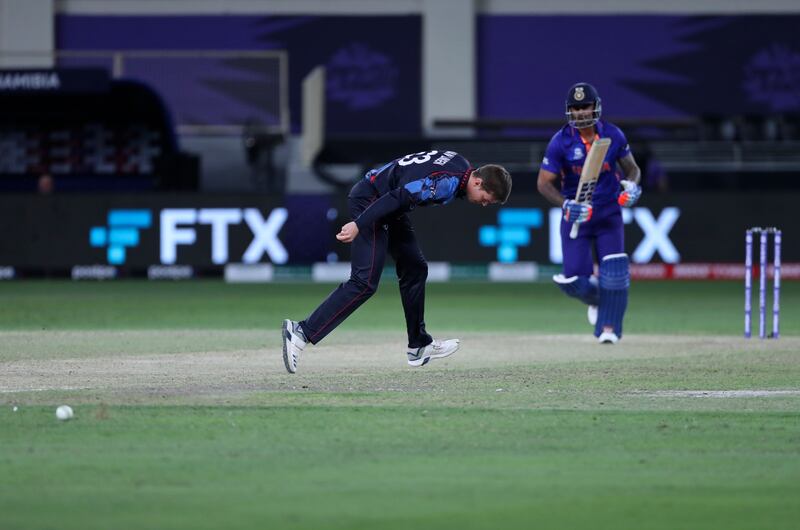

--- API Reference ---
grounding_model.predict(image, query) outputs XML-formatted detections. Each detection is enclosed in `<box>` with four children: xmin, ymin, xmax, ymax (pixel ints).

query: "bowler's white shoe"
<box><xmin>407</xmin><ymin>339</ymin><xmax>459</xmax><ymax>367</ymax></box>
<box><xmin>598</xmin><ymin>327</ymin><xmax>619</xmax><ymax>344</ymax></box>
<box><xmin>587</xmin><ymin>305</ymin><xmax>598</xmax><ymax>326</ymax></box>
<box><xmin>282</xmin><ymin>319</ymin><xmax>307</xmax><ymax>373</ymax></box>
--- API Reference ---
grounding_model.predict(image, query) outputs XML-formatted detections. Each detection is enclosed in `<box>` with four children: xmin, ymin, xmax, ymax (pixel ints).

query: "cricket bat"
<box><xmin>569</xmin><ymin>137</ymin><xmax>611</xmax><ymax>239</ymax></box>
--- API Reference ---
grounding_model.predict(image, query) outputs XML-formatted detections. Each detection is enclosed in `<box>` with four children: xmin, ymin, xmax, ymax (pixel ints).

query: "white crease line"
<box><xmin>0</xmin><ymin>386</ymin><xmax>91</xmax><ymax>393</ymax></box>
<box><xmin>633</xmin><ymin>390</ymin><xmax>800</xmax><ymax>398</ymax></box>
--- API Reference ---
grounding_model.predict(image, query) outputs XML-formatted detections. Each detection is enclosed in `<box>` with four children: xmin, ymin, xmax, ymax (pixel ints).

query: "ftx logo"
<box><xmin>90</xmin><ymin>208</ymin><xmax>288</xmax><ymax>265</ymax></box>
<box><xmin>480</xmin><ymin>207</ymin><xmax>681</xmax><ymax>263</ymax></box>
<box><xmin>90</xmin><ymin>210</ymin><xmax>152</xmax><ymax>265</ymax></box>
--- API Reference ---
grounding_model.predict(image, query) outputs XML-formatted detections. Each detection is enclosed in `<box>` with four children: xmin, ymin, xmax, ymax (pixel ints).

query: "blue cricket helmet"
<box><xmin>565</xmin><ymin>82</ymin><xmax>602</xmax><ymax>129</ymax></box>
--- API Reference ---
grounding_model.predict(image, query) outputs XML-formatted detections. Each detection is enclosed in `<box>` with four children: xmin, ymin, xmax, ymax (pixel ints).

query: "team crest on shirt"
<box><xmin>573</xmin><ymin>87</ymin><xmax>585</xmax><ymax>101</ymax></box>
<box><xmin>573</xmin><ymin>147</ymin><xmax>584</xmax><ymax>160</ymax></box>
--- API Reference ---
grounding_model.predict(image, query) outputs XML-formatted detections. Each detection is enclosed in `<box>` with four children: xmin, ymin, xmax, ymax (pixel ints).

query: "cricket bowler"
<box><xmin>282</xmin><ymin>150</ymin><xmax>512</xmax><ymax>373</ymax></box>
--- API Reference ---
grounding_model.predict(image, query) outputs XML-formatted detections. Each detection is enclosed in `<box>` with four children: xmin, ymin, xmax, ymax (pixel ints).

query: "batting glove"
<box><xmin>617</xmin><ymin>180</ymin><xmax>642</xmax><ymax>207</ymax></box>
<box><xmin>562</xmin><ymin>199</ymin><xmax>592</xmax><ymax>223</ymax></box>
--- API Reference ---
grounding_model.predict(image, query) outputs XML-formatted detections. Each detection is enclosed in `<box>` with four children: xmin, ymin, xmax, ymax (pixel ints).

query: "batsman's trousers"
<box><xmin>561</xmin><ymin>200</ymin><xmax>624</xmax><ymax>277</ymax></box>
<box><xmin>301</xmin><ymin>179</ymin><xmax>433</xmax><ymax>349</ymax></box>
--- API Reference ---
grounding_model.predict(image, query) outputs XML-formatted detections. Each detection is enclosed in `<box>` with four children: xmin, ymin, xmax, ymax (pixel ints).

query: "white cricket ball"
<box><xmin>55</xmin><ymin>405</ymin><xmax>74</xmax><ymax>421</ymax></box>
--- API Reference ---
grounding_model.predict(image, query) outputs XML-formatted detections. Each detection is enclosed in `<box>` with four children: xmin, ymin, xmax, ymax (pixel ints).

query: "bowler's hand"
<box><xmin>336</xmin><ymin>221</ymin><xmax>359</xmax><ymax>243</ymax></box>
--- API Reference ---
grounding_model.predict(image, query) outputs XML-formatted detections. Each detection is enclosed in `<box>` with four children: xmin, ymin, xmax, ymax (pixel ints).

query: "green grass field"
<box><xmin>1</xmin><ymin>280</ymin><xmax>799</xmax><ymax>529</ymax></box>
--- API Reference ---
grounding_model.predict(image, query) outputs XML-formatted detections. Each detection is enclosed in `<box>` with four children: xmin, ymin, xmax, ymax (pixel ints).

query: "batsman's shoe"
<box><xmin>407</xmin><ymin>339</ymin><xmax>460</xmax><ymax>367</ymax></box>
<box><xmin>282</xmin><ymin>319</ymin><xmax>307</xmax><ymax>374</ymax></box>
<box><xmin>598</xmin><ymin>327</ymin><xmax>619</xmax><ymax>344</ymax></box>
<box><xmin>587</xmin><ymin>305</ymin><xmax>598</xmax><ymax>326</ymax></box>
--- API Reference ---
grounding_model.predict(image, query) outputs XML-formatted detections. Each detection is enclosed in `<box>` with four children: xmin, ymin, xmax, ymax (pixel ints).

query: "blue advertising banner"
<box><xmin>56</xmin><ymin>15</ymin><xmax>422</xmax><ymax>135</ymax></box>
<box><xmin>329</xmin><ymin>192</ymin><xmax>798</xmax><ymax>265</ymax></box>
<box><xmin>0</xmin><ymin>194</ymin><xmax>334</xmax><ymax>269</ymax></box>
<box><xmin>478</xmin><ymin>15</ymin><xmax>800</xmax><ymax>119</ymax></box>
<box><xmin>0</xmin><ymin>192</ymin><xmax>796</xmax><ymax>272</ymax></box>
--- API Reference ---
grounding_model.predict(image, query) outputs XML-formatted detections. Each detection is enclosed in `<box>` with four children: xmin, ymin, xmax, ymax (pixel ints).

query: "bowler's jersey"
<box><xmin>540</xmin><ymin>120</ymin><xmax>631</xmax><ymax>207</ymax></box>
<box><xmin>354</xmin><ymin>150</ymin><xmax>472</xmax><ymax>229</ymax></box>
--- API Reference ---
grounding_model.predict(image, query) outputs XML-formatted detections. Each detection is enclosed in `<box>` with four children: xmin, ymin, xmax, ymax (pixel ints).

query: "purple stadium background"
<box><xmin>57</xmin><ymin>14</ymin><xmax>800</xmax><ymax>134</ymax></box>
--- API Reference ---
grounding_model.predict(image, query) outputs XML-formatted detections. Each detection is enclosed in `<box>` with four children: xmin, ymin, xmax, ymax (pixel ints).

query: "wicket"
<box><xmin>744</xmin><ymin>227</ymin><xmax>781</xmax><ymax>339</ymax></box>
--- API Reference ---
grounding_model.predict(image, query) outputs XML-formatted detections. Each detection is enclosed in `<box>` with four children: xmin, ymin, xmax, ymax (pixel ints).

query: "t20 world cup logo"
<box><xmin>326</xmin><ymin>43</ymin><xmax>398</xmax><ymax>110</ymax></box>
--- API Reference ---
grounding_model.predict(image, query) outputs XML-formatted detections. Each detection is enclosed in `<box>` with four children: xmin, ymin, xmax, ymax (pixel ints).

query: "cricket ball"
<box><xmin>55</xmin><ymin>405</ymin><xmax>74</xmax><ymax>421</ymax></box>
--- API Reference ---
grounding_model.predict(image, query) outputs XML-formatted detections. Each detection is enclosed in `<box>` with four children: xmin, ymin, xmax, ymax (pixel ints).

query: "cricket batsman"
<box><xmin>536</xmin><ymin>82</ymin><xmax>642</xmax><ymax>344</ymax></box>
<box><xmin>282</xmin><ymin>150</ymin><xmax>512</xmax><ymax>373</ymax></box>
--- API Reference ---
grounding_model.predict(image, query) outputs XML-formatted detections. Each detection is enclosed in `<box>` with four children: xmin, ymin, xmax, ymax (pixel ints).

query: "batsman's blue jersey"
<box><xmin>540</xmin><ymin>120</ymin><xmax>631</xmax><ymax>208</ymax></box>
<box><xmin>354</xmin><ymin>150</ymin><xmax>471</xmax><ymax>230</ymax></box>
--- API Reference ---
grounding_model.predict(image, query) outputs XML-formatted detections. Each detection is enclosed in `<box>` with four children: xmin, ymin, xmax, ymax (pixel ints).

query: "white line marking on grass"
<box><xmin>0</xmin><ymin>386</ymin><xmax>91</xmax><ymax>393</ymax></box>
<box><xmin>635</xmin><ymin>390</ymin><xmax>800</xmax><ymax>398</ymax></box>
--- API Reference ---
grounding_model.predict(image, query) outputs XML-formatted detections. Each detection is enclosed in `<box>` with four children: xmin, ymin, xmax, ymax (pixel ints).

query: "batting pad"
<box><xmin>553</xmin><ymin>274</ymin><xmax>599</xmax><ymax>306</ymax></box>
<box><xmin>594</xmin><ymin>253</ymin><xmax>630</xmax><ymax>338</ymax></box>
